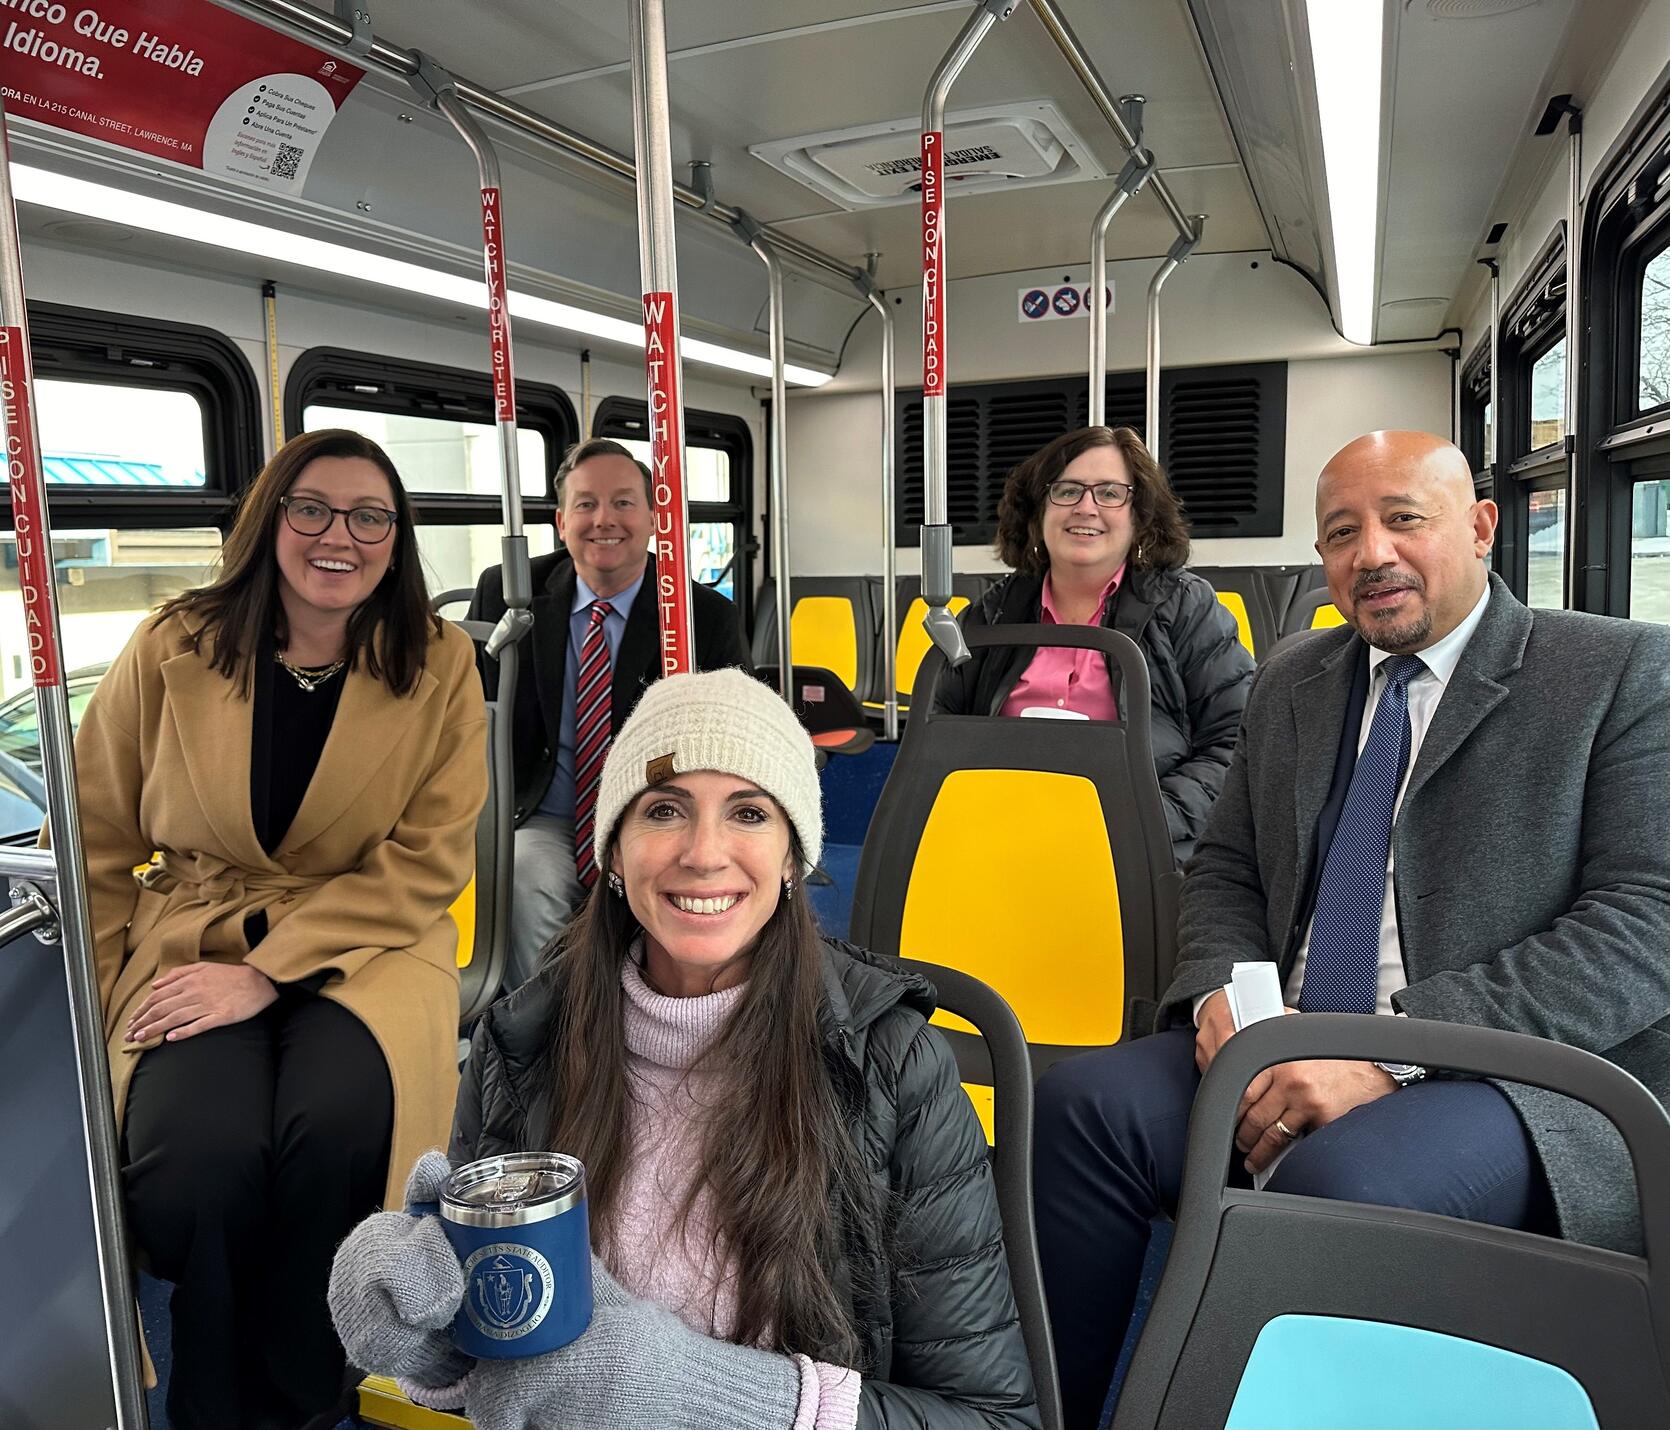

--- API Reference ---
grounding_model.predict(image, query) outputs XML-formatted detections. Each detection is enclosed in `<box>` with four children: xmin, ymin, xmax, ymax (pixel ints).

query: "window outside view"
<box><xmin>302</xmin><ymin>406</ymin><xmax>554</xmax><ymax>597</ymax></box>
<box><xmin>1526</xmin><ymin>487</ymin><xmax>1567</xmax><ymax>611</ymax></box>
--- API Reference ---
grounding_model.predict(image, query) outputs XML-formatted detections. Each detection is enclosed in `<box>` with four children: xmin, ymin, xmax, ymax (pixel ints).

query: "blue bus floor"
<box><xmin>810</xmin><ymin>740</ymin><xmax>897</xmax><ymax>942</ymax></box>
<box><xmin>140</xmin><ymin>1272</ymin><xmax>360</xmax><ymax>1429</ymax></box>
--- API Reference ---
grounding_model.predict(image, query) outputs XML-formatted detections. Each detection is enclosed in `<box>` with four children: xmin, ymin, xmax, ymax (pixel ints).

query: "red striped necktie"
<box><xmin>572</xmin><ymin>599</ymin><xmax>615</xmax><ymax>889</ymax></box>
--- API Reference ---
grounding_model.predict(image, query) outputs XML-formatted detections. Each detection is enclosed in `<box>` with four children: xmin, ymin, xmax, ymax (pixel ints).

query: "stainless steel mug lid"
<box><xmin>440</xmin><ymin>1152</ymin><xmax>587</xmax><ymax>1228</ymax></box>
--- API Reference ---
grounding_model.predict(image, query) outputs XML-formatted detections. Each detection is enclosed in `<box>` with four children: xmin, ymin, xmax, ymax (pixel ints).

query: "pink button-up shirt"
<box><xmin>999</xmin><ymin>566</ymin><xmax>1125</xmax><ymax>721</ymax></box>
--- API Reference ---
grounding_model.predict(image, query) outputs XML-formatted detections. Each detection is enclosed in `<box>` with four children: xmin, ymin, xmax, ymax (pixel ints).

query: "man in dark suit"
<box><xmin>1032</xmin><ymin>430</ymin><xmax>1670</xmax><ymax>1427</ymax></box>
<box><xmin>469</xmin><ymin>438</ymin><xmax>749</xmax><ymax>985</ymax></box>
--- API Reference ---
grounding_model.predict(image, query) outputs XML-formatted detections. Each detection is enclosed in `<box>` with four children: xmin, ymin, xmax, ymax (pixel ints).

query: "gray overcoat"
<box><xmin>1160</xmin><ymin>573</ymin><xmax>1670</xmax><ymax>1253</ymax></box>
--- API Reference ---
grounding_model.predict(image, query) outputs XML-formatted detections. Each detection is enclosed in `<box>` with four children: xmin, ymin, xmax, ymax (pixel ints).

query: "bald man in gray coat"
<box><xmin>1033</xmin><ymin>431</ymin><xmax>1670</xmax><ymax>1428</ymax></box>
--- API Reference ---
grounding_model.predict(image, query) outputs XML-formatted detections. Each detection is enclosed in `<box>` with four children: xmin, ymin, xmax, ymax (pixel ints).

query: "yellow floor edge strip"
<box><xmin>358</xmin><ymin>1375</ymin><xmax>472</xmax><ymax>1430</ymax></box>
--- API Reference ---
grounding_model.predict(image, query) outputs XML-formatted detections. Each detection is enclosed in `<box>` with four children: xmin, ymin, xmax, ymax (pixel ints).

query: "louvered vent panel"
<box><xmin>1166</xmin><ymin>378</ymin><xmax>1263</xmax><ymax>533</ymax></box>
<box><xmin>896</xmin><ymin>363</ymin><xmax>1283</xmax><ymax>543</ymax></box>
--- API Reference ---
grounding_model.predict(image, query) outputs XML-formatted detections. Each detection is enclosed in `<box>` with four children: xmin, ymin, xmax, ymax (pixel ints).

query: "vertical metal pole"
<box><xmin>0</xmin><ymin>91</ymin><xmax>149</xmax><ymax>1429</ymax></box>
<box><xmin>1562</xmin><ymin>109</ymin><xmax>1583</xmax><ymax>609</ymax></box>
<box><xmin>629</xmin><ymin>0</ymin><xmax>695</xmax><ymax>674</ymax></box>
<box><xmin>412</xmin><ymin>55</ymin><xmax>532</xmax><ymax>636</ymax></box>
<box><xmin>921</xmin><ymin>0</ymin><xmax>1014</xmax><ymax>666</ymax></box>
<box><xmin>861</xmin><ymin>266</ymin><xmax>899</xmax><ymax>740</ymax></box>
<box><xmin>1145</xmin><ymin>218</ymin><xmax>1203</xmax><ymax>464</ymax></box>
<box><xmin>733</xmin><ymin>211</ymin><xmax>794</xmax><ymax>700</ymax></box>
<box><xmin>1488</xmin><ymin>259</ymin><xmax>1501</xmax><ymax>477</ymax></box>
<box><xmin>261</xmin><ymin>280</ymin><xmax>283</xmax><ymax>457</ymax></box>
<box><xmin>1088</xmin><ymin>107</ymin><xmax>1153</xmax><ymax>429</ymax></box>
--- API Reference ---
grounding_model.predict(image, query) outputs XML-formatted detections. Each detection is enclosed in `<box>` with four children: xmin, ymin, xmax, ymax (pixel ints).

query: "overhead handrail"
<box><xmin>920</xmin><ymin>0</ymin><xmax>1018</xmax><ymax>670</ymax></box>
<box><xmin>1088</xmin><ymin>97</ymin><xmax>1155</xmax><ymax>428</ymax></box>
<box><xmin>1146</xmin><ymin>219</ymin><xmax>1204</xmax><ymax>465</ymax></box>
<box><xmin>0</xmin><ymin>90</ymin><xmax>149</xmax><ymax>1428</ymax></box>
<box><xmin>223</xmin><ymin>0</ymin><xmax>865</xmax><ymax>292</ymax></box>
<box><xmin>409</xmin><ymin>52</ymin><xmax>533</xmax><ymax>664</ymax></box>
<box><xmin>733</xmin><ymin>208</ymin><xmax>793</xmax><ymax>701</ymax></box>
<box><xmin>857</xmin><ymin>257</ymin><xmax>900</xmax><ymax>741</ymax></box>
<box><xmin>629</xmin><ymin>0</ymin><xmax>694</xmax><ymax>674</ymax></box>
<box><xmin>1025</xmin><ymin>0</ymin><xmax>1196</xmax><ymax>244</ymax></box>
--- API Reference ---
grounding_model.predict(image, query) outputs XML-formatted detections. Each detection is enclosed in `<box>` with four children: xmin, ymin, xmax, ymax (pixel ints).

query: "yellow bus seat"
<box><xmin>791</xmin><ymin>596</ymin><xmax>860</xmax><ymax>692</ymax></box>
<box><xmin>451</xmin><ymin>874</ymin><xmax>476</xmax><ymax>970</ymax></box>
<box><xmin>752</xmin><ymin>578</ymin><xmax>877</xmax><ymax>702</ymax></box>
<box><xmin>1214</xmin><ymin>591</ymin><xmax>1255</xmax><ymax>656</ymax></box>
<box><xmin>1310</xmin><ymin>601</ymin><xmax>1345</xmax><ymax>628</ymax></box>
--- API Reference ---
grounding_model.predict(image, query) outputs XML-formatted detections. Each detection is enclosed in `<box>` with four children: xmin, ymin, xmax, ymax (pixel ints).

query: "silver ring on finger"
<box><xmin>1274</xmin><ymin>1117</ymin><xmax>1300</xmax><ymax>1141</ymax></box>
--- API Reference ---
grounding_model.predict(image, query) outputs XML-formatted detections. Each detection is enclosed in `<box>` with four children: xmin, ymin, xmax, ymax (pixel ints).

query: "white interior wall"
<box><xmin>1460</xmin><ymin>9</ymin><xmax>1670</xmax><ymax>343</ymax></box>
<box><xmin>788</xmin><ymin>252</ymin><xmax>1453</xmax><ymax>574</ymax></box>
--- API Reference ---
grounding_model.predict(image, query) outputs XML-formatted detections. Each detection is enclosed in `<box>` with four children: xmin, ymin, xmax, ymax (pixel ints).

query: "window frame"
<box><xmin>590</xmin><ymin>395</ymin><xmax>755</xmax><ymax>629</ymax></box>
<box><xmin>284</xmin><ymin>346</ymin><xmax>576</xmax><ymax>526</ymax></box>
<box><xmin>2</xmin><ymin>302</ymin><xmax>263</xmax><ymax>531</ymax></box>
<box><xmin>1578</xmin><ymin>67</ymin><xmax>1670</xmax><ymax>616</ymax></box>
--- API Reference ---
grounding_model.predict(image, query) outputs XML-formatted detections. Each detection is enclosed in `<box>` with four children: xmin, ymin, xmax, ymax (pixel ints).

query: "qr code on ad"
<box><xmin>271</xmin><ymin>144</ymin><xmax>305</xmax><ymax>181</ymax></box>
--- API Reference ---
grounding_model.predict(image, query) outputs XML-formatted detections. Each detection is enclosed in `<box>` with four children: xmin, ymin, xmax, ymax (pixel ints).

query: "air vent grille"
<box><xmin>896</xmin><ymin>364</ymin><xmax>1285</xmax><ymax>545</ymax></box>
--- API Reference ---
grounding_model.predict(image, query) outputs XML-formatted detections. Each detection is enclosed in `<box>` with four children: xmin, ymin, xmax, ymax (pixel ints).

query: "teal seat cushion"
<box><xmin>1226</xmin><ymin>1314</ymin><xmax>1599</xmax><ymax>1430</ymax></box>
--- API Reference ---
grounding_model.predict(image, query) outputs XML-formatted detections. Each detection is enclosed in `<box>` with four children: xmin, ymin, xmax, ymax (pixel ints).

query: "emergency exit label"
<box><xmin>1018</xmin><ymin>282</ymin><xmax>1114</xmax><ymax>322</ymax></box>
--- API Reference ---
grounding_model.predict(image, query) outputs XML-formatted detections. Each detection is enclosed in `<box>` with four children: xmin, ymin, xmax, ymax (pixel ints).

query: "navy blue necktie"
<box><xmin>1298</xmin><ymin>654</ymin><xmax>1426</xmax><ymax>1014</ymax></box>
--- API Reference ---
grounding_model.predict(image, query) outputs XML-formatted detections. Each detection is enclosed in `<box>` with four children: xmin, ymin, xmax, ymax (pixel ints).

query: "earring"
<box><xmin>783</xmin><ymin>879</ymin><xmax>795</xmax><ymax>902</ymax></box>
<box><xmin>607</xmin><ymin>871</ymin><xmax>624</xmax><ymax>897</ymax></box>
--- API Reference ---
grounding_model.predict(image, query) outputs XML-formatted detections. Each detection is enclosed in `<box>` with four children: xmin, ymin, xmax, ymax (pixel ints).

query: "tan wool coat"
<box><xmin>70</xmin><ymin>609</ymin><xmax>487</xmax><ymax>1208</ymax></box>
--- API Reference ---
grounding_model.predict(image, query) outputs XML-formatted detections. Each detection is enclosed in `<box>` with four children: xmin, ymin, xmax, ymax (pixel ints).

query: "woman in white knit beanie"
<box><xmin>331</xmin><ymin>668</ymin><xmax>1038</xmax><ymax>1430</ymax></box>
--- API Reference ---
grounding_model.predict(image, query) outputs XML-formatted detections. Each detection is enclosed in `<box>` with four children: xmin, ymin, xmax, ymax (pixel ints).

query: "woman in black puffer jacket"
<box><xmin>935</xmin><ymin>426</ymin><xmax>1254</xmax><ymax>864</ymax></box>
<box><xmin>330</xmin><ymin>669</ymin><xmax>1038</xmax><ymax>1430</ymax></box>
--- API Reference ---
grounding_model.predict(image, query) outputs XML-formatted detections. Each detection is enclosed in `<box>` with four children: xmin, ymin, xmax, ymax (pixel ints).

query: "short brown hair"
<box><xmin>994</xmin><ymin>425</ymin><xmax>1191</xmax><ymax>575</ymax></box>
<box><xmin>554</xmin><ymin>438</ymin><xmax>652</xmax><ymax>507</ymax></box>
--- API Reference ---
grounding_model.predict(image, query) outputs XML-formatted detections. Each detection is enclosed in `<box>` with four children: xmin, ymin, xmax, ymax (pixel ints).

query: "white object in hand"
<box><xmin>1224</xmin><ymin>961</ymin><xmax>1284</xmax><ymax>1030</ymax></box>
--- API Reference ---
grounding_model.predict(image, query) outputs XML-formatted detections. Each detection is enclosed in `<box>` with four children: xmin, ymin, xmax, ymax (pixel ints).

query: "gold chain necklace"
<box><xmin>274</xmin><ymin>650</ymin><xmax>346</xmax><ymax>693</ymax></box>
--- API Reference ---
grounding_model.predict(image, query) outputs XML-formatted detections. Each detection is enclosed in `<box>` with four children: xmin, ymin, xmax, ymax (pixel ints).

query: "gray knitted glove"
<box><xmin>465</xmin><ymin>1256</ymin><xmax>802</xmax><ymax>1430</ymax></box>
<box><xmin>327</xmin><ymin>1150</ymin><xmax>474</xmax><ymax>1389</ymax></box>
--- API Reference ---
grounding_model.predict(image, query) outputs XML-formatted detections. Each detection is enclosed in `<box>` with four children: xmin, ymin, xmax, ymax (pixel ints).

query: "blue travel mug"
<box><xmin>438</xmin><ymin>1153</ymin><xmax>592</xmax><ymax>1359</ymax></box>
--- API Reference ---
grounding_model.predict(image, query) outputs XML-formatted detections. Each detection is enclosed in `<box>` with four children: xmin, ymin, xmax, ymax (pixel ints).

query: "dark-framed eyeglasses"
<box><xmin>280</xmin><ymin>496</ymin><xmax>399</xmax><ymax>544</ymax></box>
<box><xmin>1047</xmin><ymin>479</ymin><xmax>1133</xmax><ymax>509</ymax></box>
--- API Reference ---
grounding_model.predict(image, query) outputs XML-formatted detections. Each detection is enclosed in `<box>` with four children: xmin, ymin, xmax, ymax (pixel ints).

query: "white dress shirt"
<box><xmin>1194</xmin><ymin>581</ymin><xmax>1493</xmax><ymax>1025</ymax></box>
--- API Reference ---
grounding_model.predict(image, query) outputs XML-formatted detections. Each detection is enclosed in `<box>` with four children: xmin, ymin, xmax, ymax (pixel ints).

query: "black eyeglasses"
<box><xmin>1047</xmin><ymin>479</ymin><xmax>1134</xmax><ymax>509</ymax></box>
<box><xmin>280</xmin><ymin>496</ymin><xmax>399</xmax><ymax>544</ymax></box>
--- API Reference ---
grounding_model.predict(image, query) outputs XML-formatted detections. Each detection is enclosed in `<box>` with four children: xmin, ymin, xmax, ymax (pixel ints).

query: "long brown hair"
<box><xmin>156</xmin><ymin>428</ymin><xmax>437</xmax><ymax>695</ymax></box>
<box><xmin>542</xmin><ymin>827</ymin><xmax>871</xmax><ymax>1365</ymax></box>
<box><xmin>995</xmin><ymin>424</ymin><xmax>1191</xmax><ymax>575</ymax></box>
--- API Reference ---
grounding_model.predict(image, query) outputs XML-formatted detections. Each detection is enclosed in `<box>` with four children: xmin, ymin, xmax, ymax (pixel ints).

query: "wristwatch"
<box><xmin>1374</xmin><ymin>1061</ymin><xmax>1428</xmax><ymax>1088</ymax></box>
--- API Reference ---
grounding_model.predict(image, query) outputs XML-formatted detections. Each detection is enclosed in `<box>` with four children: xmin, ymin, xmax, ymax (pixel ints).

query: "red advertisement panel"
<box><xmin>0</xmin><ymin>327</ymin><xmax>59</xmax><ymax>685</ymax></box>
<box><xmin>481</xmin><ymin>186</ymin><xmax>515</xmax><ymax>423</ymax></box>
<box><xmin>642</xmin><ymin>292</ymin><xmax>693</xmax><ymax>677</ymax></box>
<box><xmin>920</xmin><ymin>130</ymin><xmax>944</xmax><ymax>397</ymax></box>
<box><xmin>0</xmin><ymin>0</ymin><xmax>363</xmax><ymax>193</ymax></box>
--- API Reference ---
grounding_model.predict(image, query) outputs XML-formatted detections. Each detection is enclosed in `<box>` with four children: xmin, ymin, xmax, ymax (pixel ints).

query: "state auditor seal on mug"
<box><xmin>439</xmin><ymin>1153</ymin><xmax>592</xmax><ymax>1359</ymax></box>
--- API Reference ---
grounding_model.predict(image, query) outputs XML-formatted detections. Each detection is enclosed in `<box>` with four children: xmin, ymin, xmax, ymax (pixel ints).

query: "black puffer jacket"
<box><xmin>452</xmin><ymin>940</ymin><xmax>1040</xmax><ymax>1430</ymax></box>
<box><xmin>934</xmin><ymin>566</ymin><xmax>1255</xmax><ymax>863</ymax></box>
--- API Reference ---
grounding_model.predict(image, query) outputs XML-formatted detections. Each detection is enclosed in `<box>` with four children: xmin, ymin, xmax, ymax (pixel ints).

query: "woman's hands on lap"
<box><xmin>125</xmin><ymin>962</ymin><xmax>278</xmax><ymax>1043</ymax></box>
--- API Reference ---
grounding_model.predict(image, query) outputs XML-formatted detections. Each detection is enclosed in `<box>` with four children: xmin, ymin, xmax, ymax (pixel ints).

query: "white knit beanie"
<box><xmin>593</xmin><ymin>668</ymin><xmax>823</xmax><ymax>873</ymax></box>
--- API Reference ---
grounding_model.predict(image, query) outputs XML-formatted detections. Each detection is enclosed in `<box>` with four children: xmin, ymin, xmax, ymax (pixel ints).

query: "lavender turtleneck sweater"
<box><xmin>612</xmin><ymin>957</ymin><xmax>861</xmax><ymax>1430</ymax></box>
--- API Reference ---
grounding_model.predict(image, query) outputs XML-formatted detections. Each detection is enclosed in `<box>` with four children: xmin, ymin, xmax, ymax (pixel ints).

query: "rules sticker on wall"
<box><xmin>0</xmin><ymin>0</ymin><xmax>364</xmax><ymax>194</ymax></box>
<box><xmin>0</xmin><ymin>328</ymin><xmax>58</xmax><ymax>686</ymax></box>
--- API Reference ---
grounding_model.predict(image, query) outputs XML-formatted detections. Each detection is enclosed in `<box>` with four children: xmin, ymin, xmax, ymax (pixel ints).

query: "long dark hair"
<box><xmin>155</xmin><ymin>428</ymin><xmax>437</xmax><ymax>695</ymax></box>
<box><xmin>542</xmin><ymin>827</ymin><xmax>871</xmax><ymax>1365</ymax></box>
<box><xmin>995</xmin><ymin>424</ymin><xmax>1191</xmax><ymax>575</ymax></box>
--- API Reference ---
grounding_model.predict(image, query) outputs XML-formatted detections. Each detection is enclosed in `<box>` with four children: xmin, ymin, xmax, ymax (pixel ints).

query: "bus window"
<box><xmin>36</xmin><ymin>381</ymin><xmax>208</xmax><ymax>487</ymax></box>
<box><xmin>1530</xmin><ymin>338</ymin><xmax>1566</xmax><ymax>451</ymax></box>
<box><xmin>414</xmin><ymin>522</ymin><xmax>556</xmax><ymax>601</ymax></box>
<box><xmin>1631</xmin><ymin>480</ymin><xmax>1669</xmax><ymax>623</ymax></box>
<box><xmin>1639</xmin><ymin>246</ymin><xmax>1670</xmax><ymax>413</ymax></box>
<box><xmin>1526</xmin><ymin>489</ymin><xmax>1566</xmax><ymax>610</ymax></box>
<box><xmin>303</xmin><ymin>405</ymin><xmax>548</xmax><ymax>499</ymax></box>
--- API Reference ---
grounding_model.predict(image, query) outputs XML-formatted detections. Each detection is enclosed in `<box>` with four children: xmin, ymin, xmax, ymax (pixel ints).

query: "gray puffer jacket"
<box><xmin>933</xmin><ymin>565</ymin><xmax>1254</xmax><ymax>863</ymax></box>
<box><xmin>451</xmin><ymin>939</ymin><xmax>1040</xmax><ymax>1430</ymax></box>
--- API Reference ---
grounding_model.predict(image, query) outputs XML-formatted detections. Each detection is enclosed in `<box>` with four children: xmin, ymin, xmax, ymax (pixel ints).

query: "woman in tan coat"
<box><xmin>70</xmin><ymin>427</ymin><xmax>486</xmax><ymax>1430</ymax></box>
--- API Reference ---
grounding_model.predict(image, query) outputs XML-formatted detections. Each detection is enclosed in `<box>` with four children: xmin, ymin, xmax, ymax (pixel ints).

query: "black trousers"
<box><xmin>122</xmin><ymin>988</ymin><xmax>394</xmax><ymax>1430</ymax></box>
